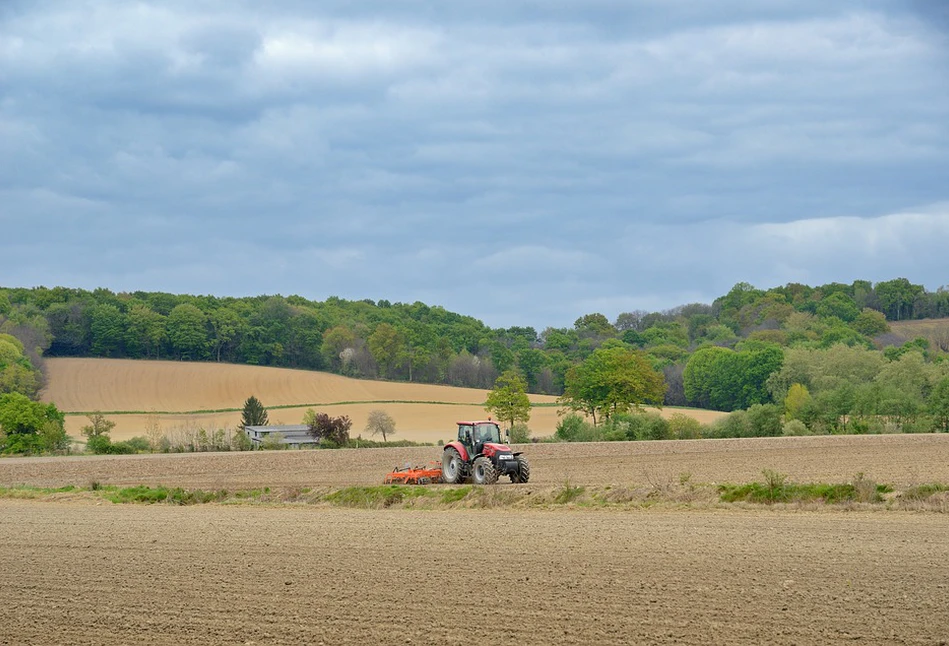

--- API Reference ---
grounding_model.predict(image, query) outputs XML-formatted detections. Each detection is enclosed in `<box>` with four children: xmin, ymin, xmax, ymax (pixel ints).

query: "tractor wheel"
<box><xmin>471</xmin><ymin>456</ymin><xmax>498</xmax><ymax>485</ymax></box>
<box><xmin>510</xmin><ymin>456</ymin><xmax>531</xmax><ymax>483</ymax></box>
<box><xmin>441</xmin><ymin>448</ymin><xmax>465</xmax><ymax>484</ymax></box>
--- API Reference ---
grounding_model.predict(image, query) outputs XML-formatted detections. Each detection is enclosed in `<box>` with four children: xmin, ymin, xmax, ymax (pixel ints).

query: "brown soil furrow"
<box><xmin>0</xmin><ymin>503</ymin><xmax>947</xmax><ymax>645</ymax></box>
<box><xmin>2</xmin><ymin>434</ymin><xmax>948</xmax><ymax>489</ymax></box>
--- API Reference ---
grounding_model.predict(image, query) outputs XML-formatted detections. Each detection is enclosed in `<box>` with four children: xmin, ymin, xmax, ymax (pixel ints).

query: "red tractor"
<box><xmin>441</xmin><ymin>420</ymin><xmax>530</xmax><ymax>485</ymax></box>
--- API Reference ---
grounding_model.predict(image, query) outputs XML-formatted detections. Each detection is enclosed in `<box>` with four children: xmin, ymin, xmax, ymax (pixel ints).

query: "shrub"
<box><xmin>628</xmin><ymin>412</ymin><xmax>670</xmax><ymax>441</ymax></box>
<box><xmin>231</xmin><ymin>428</ymin><xmax>252</xmax><ymax>451</ymax></box>
<box><xmin>553</xmin><ymin>480</ymin><xmax>585</xmax><ymax>504</ymax></box>
<box><xmin>125</xmin><ymin>436</ymin><xmax>152</xmax><ymax>452</ymax></box>
<box><xmin>705</xmin><ymin>410</ymin><xmax>750</xmax><ymax>438</ymax></box>
<box><xmin>746</xmin><ymin>404</ymin><xmax>783</xmax><ymax>437</ymax></box>
<box><xmin>306</xmin><ymin>412</ymin><xmax>352</xmax><ymax>445</ymax></box>
<box><xmin>667</xmin><ymin>413</ymin><xmax>702</xmax><ymax>440</ymax></box>
<box><xmin>259</xmin><ymin>432</ymin><xmax>286</xmax><ymax>450</ymax></box>
<box><xmin>87</xmin><ymin>435</ymin><xmax>127</xmax><ymax>454</ymax></box>
<box><xmin>509</xmin><ymin>422</ymin><xmax>531</xmax><ymax>444</ymax></box>
<box><xmin>555</xmin><ymin>414</ymin><xmax>601</xmax><ymax>442</ymax></box>
<box><xmin>782</xmin><ymin>419</ymin><xmax>810</xmax><ymax>436</ymax></box>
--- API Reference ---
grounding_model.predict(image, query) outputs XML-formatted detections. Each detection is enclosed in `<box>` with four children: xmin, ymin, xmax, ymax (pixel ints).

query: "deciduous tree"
<box><xmin>365</xmin><ymin>409</ymin><xmax>396</xmax><ymax>442</ymax></box>
<box><xmin>485</xmin><ymin>370</ymin><xmax>531</xmax><ymax>431</ymax></box>
<box><xmin>560</xmin><ymin>345</ymin><xmax>666</xmax><ymax>425</ymax></box>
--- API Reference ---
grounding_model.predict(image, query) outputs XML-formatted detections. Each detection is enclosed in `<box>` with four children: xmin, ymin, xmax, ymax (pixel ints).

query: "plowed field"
<box><xmin>40</xmin><ymin>358</ymin><xmax>725</xmax><ymax>442</ymax></box>
<box><xmin>1</xmin><ymin>502</ymin><xmax>947</xmax><ymax>645</ymax></box>
<box><xmin>3</xmin><ymin>434</ymin><xmax>949</xmax><ymax>489</ymax></box>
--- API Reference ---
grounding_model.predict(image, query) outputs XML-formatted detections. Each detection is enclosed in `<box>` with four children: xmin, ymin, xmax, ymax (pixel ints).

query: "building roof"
<box><xmin>244</xmin><ymin>425</ymin><xmax>310</xmax><ymax>432</ymax></box>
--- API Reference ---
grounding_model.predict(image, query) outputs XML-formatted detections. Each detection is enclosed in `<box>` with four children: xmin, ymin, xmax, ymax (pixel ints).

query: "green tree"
<box><xmin>321</xmin><ymin>326</ymin><xmax>356</xmax><ymax>372</ymax></box>
<box><xmin>929</xmin><ymin>376</ymin><xmax>949</xmax><ymax>432</ymax></box>
<box><xmin>81</xmin><ymin>412</ymin><xmax>116</xmax><ymax>438</ymax></box>
<box><xmin>560</xmin><ymin>346</ymin><xmax>666</xmax><ymax>425</ymax></box>
<box><xmin>0</xmin><ymin>393</ymin><xmax>67</xmax><ymax>455</ymax></box>
<box><xmin>485</xmin><ymin>370</ymin><xmax>531</xmax><ymax>431</ymax></box>
<box><xmin>167</xmin><ymin>304</ymin><xmax>208</xmax><ymax>360</ymax></box>
<box><xmin>815</xmin><ymin>292</ymin><xmax>860</xmax><ymax>322</ymax></box>
<box><xmin>684</xmin><ymin>344</ymin><xmax>783</xmax><ymax>411</ymax></box>
<box><xmin>683</xmin><ymin>346</ymin><xmax>731</xmax><ymax>409</ymax></box>
<box><xmin>574</xmin><ymin>313</ymin><xmax>615</xmax><ymax>337</ymax></box>
<box><xmin>89</xmin><ymin>303</ymin><xmax>126</xmax><ymax>356</ymax></box>
<box><xmin>365</xmin><ymin>409</ymin><xmax>396</xmax><ymax>442</ymax></box>
<box><xmin>852</xmin><ymin>308</ymin><xmax>890</xmax><ymax>337</ymax></box>
<box><xmin>784</xmin><ymin>383</ymin><xmax>811</xmax><ymax>421</ymax></box>
<box><xmin>0</xmin><ymin>334</ymin><xmax>40</xmax><ymax>398</ymax></box>
<box><xmin>210</xmin><ymin>307</ymin><xmax>242</xmax><ymax>362</ymax></box>
<box><xmin>368</xmin><ymin>323</ymin><xmax>405</xmax><ymax>379</ymax></box>
<box><xmin>239</xmin><ymin>396</ymin><xmax>269</xmax><ymax>430</ymax></box>
<box><xmin>125</xmin><ymin>304</ymin><xmax>166</xmax><ymax>359</ymax></box>
<box><xmin>874</xmin><ymin>278</ymin><xmax>924</xmax><ymax>320</ymax></box>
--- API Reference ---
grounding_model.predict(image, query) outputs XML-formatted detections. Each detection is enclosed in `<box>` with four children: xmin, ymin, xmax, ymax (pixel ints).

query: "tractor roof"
<box><xmin>456</xmin><ymin>420</ymin><xmax>499</xmax><ymax>426</ymax></box>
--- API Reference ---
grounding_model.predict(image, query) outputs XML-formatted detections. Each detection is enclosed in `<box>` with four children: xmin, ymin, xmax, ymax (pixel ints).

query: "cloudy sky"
<box><xmin>2</xmin><ymin>1</ymin><xmax>947</xmax><ymax>329</ymax></box>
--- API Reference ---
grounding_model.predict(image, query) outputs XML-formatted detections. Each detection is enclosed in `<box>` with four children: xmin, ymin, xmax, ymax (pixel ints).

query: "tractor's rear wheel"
<box><xmin>471</xmin><ymin>456</ymin><xmax>498</xmax><ymax>485</ymax></box>
<box><xmin>441</xmin><ymin>448</ymin><xmax>465</xmax><ymax>484</ymax></box>
<box><xmin>510</xmin><ymin>456</ymin><xmax>531</xmax><ymax>483</ymax></box>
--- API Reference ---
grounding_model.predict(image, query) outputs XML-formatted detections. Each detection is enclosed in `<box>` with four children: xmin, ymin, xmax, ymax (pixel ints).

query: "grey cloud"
<box><xmin>1</xmin><ymin>1</ymin><xmax>947</xmax><ymax>329</ymax></box>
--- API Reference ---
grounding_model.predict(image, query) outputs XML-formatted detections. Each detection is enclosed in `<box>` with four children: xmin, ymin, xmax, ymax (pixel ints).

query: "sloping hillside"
<box><xmin>883</xmin><ymin>319</ymin><xmax>949</xmax><ymax>352</ymax></box>
<box><xmin>40</xmin><ymin>358</ymin><xmax>725</xmax><ymax>442</ymax></box>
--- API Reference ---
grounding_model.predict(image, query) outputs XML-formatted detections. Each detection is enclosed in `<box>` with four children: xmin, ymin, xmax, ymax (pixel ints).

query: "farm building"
<box><xmin>243</xmin><ymin>425</ymin><xmax>318</xmax><ymax>448</ymax></box>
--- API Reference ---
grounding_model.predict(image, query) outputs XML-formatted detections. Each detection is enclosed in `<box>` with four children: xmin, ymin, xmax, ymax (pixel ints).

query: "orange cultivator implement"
<box><xmin>384</xmin><ymin>462</ymin><xmax>443</xmax><ymax>485</ymax></box>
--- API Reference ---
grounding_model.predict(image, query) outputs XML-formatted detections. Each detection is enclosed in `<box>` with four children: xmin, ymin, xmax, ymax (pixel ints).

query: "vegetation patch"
<box><xmin>100</xmin><ymin>485</ymin><xmax>230</xmax><ymax>505</ymax></box>
<box><xmin>0</xmin><ymin>485</ymin><xmax>77</xmax><ymax>499</ymax></box>
<box><xmin>322</xmin><ymin>485</ymin><xmax>441</xmax><ymax>509</ymax></box>
<box><xmin>718</xmin><ymin>470</ymin><xmax>893</xmax><ymax>504</ymax></box>
<box><xmin>553</xmin><ymin>480</ymin><xmax>586</xmax><ymax>504</ymax></box>
<box><xmin>898</xmin><ymin>483</ymin><xmax>949</xmax><ymax>501</ymax></box>
<box><xmin>1</xmin><ymin>477</ymin><xmax>946</xmax><ymax>510</ymax></box>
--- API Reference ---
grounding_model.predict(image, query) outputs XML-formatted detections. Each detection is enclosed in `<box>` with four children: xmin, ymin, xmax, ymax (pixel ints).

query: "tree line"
<box><xmin>2</xmin><ymin>277</ymin><xmax>949</xmax><ymax>455</ymax></box>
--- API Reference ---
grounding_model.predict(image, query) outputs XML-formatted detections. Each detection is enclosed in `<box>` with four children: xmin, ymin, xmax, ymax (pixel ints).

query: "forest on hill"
<box><xmin>1</xmin><ymin>278</ymin><xmax>949</xmax><ymax>442</ymax></box>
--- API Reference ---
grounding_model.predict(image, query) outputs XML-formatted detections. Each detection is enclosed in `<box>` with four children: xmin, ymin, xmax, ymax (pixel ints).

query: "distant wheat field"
<box><xmin>40</xmin><ymin>358</ymin><xmax>726</xmax><ymax>442</ymax></box>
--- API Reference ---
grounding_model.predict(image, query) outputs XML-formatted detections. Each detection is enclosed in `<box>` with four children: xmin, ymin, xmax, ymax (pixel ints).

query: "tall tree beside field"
<box><xmin>365</xmin><ymin>409</ymin><xmax>396</xmax><ymax>442</ymax></box>
<box><xmin>560</xmin><ymin>344</ymin><xmax>666</xmax><ymax>425</ymax></box>
<box><xmin>239</xmin><ymin>396</ymin><xmax>269</xmax><ymax>430</ymax></box>
<box><xmin>485</xmin><ymin>370</ymin><xmax>531</xmax><ymax>432</ymax></box>
<box><xmin>683</xmin><ymin>344</ymin><xmax>783</xmax><ymax>412</ymax></box>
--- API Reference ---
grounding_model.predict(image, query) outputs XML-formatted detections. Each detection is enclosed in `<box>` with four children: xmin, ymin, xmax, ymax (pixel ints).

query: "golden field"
<box><xmin>40</xmin><ymin>358</ymin><xmax>726</xmax><ymax>442</ymax></box>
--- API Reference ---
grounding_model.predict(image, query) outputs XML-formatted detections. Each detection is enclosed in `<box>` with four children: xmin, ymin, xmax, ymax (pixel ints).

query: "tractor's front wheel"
<box><xmin>510</xmin><ymin>456</ymin><xmax>531</xmax><ymax>483</ymax></box>
<box><xmin>441</xmin><ymin>448</ymin><xmax>465</xmax><ymax>484</ymax></box>
<box><xmin>471</xmin><ymin>456</ymin><xmax>498</xmax><ymax>485</ymax></box>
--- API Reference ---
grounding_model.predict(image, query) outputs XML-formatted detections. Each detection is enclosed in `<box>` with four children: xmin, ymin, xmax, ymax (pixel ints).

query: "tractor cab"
<box><xmin>457</xmin><ymin>421</ymin><xmax>507</xmax><ymax>456</ymax></box>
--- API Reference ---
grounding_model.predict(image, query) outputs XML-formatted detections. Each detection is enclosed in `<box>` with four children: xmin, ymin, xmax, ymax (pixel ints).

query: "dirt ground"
<box><xmin>1</xmin><ymin>501</ymin><xmax>947</xmax><ymax>645</ymax></box>
<box><xmin>3</xmin><ymin>434</ymin><xmax>948</xmax><ymax>489</ymax></box>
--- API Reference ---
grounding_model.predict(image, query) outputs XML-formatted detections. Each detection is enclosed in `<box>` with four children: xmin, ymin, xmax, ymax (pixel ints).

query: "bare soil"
<box><xmin>3</xmin><ymin>434</ymin><xmax>948</xmax><ymax>489</ymax></box>
<box><xmin>1</xmin><ymin>501</ymin><xmax>947</xmax><ymax>645</ymax></box>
